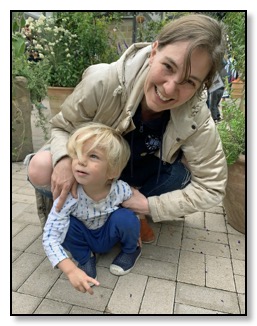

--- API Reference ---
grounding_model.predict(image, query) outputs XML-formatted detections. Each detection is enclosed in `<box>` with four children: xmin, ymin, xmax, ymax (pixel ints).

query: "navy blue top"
<box><xmin>124</xmin><ymin>105</ymin><xmax>170</xmax><ymax>163</ymax></box>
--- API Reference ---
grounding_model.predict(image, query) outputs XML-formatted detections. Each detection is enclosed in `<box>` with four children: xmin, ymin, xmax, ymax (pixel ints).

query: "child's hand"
<box><xmin>66</xmin><ymin>266</ymin><xmax>100</xmax><ymax>294</ymax></box>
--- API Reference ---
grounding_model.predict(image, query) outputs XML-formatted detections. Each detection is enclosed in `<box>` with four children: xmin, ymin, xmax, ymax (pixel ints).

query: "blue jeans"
<box><xmin>62</xmin><ymin>209</ymin><xmax>140</xmax><ymax>265</ymax></box>
<box><xmin>120</xmin><ymin>155</ymin><xmax>191</xmax><ymax>197</ymax></box>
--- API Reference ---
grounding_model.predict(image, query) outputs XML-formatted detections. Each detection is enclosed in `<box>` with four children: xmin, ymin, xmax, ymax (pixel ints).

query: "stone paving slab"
<box><xmin>12</xmin><ymin>253</ymin><xmax>45</xmax><ymax>291</ymax></box>
<box><xmin>132</xmin><ymin>257</ymin><xmax>177</xmax><ymax>280</ymax></box>
<box><xmin>12</xmin><ymin>224</ymin><xmax>42</xmax><ymax>251</ymax></box>
<box><xmin>177</xmin><ymin>250</ymin><xmax>205</xmax><ymax>286</ymax></box>
<box><xmin>107</xmin><ymin>273</ymin><xmax>148</xmax><ymax>314</ymax></box>
<box><xmin>18</xmin><ymin>258</ymin><xmax>62</xmax><ymax>297</ymax></box>
<box><xmin>139</xmin><ymin>277</ymin><xmax>175</xmax><ymax>314</ymax></box>
<box><xmin>183</xmin><ymin>226</ymin><xmax>228</xmax><ymax>244</ymax></box>
<box><xmin>181</xmin><ymin>237</ymin><xmax>230</xmax><ymax>258</ymax></box>
<box><xmin>205</xmin><ymin>256</ymin><xmax>235</xmax><ymax>291</ymax></box>
<box><xmin>175</xmin><ymin>283</ymin><xmax>240</xmax><ymax>314</ymax></box>
<box><xmin>174</xmin><ymin>303</ymin><xmax>226</xmax><ymax>314</ymax></box>
<box><xmin>12</xmin><ymin>292</ymin><xmax>42</xmax><ymax>315</ymax></box>
<box><xmin>46</xmin><ymin>278</ymin><xmax>112</xmax><ymax>312</ymax></box>
<box><xmin>34</xmin><ymin>298</ymin><xmax>72</xmax><ymax>315</ymax></box>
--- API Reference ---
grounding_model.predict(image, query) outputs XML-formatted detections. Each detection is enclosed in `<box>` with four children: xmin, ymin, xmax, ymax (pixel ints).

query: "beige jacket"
<box><xmin>49</xmin><ymin>43</ymin><xmax>227</xmax><ymax>222</ymax></box>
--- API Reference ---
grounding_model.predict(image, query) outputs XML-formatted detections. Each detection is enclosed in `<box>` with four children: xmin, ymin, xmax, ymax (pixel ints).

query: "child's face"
<box><xmin>71</xmin><ymin>138</ymin><xmax>111</xmax><ymax>188</ymax></box>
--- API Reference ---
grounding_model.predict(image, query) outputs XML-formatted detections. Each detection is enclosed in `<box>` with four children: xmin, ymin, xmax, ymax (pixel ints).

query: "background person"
<box><xmin>208</xmin><ymin>58</ymin><xmax>228</xmax><ymax>122</ymax></box>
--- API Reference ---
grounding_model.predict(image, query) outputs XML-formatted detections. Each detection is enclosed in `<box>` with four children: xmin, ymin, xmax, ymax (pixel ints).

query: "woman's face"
<box><xmin>143</xmin><ymin>41</ymin><xmax>211</xmax><ymax>112</ymax></box>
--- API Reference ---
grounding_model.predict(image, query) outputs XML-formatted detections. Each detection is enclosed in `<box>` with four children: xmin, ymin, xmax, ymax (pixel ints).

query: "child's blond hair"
<box><xmin>67</xmin><ymin>123</ymin><xmax>130</xmax><ymax>179</ymax></box>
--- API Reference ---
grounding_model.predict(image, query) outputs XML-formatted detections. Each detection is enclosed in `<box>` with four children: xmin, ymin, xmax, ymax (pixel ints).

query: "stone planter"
<box><xmin>47</xmin><ymin>86</ymin><xmax>74</xmax><ymax>117</ymax></box>
<box><xmin>12</xmin><ymin>76</ymin><xmax>33</xmax><ymax>162</ymax></box>
<box><xmin>223</xmin><ymin>154</ymin><xmax>245</xmax><ymax>233</ymax></box>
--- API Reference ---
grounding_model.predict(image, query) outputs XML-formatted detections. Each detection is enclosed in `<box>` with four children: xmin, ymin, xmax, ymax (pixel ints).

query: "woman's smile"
<box><xmin>155</xmin><ymin>86</ymin><xmax>174</xmax><ymax>102</ymax></box>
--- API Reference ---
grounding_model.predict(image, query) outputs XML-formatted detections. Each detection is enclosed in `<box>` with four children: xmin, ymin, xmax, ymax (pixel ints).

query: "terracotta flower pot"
<box><xmin>47</xmin><ymin>86</ymin><xmax>74</xmax><ymax>117</ymax></box>
<box><xmin>231</xmin><ymin>78</ymin><xmax>244</xmax><ymax>99</ymax></box>
<box><xmin>223</xmin><ymin>154</ymin><xmax>245</xmax><ymax>233</ymax></box>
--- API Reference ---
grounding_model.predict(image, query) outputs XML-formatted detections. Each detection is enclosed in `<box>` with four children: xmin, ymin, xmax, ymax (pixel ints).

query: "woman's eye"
<box><xmin>187</xmin><ymin>79</ymin><xmax>196</xmax><ymax>87</ymax></box>
<box><xmin>164</xmin><ymin>63</ymin><xmax>172</xmax><ymax>71</ymax></box>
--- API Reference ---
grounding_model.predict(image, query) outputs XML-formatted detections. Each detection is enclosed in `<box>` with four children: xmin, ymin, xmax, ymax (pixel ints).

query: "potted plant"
<box><xmin>24</xmin><ymin>13</ymin><xmax>120</xmax><ymax>116</ymax></box>
<box><xmin>218</xmin><ymin>100</ymin><xmax>245</xmax><ymax>233</ymax></box>
<box><xmin>216</xmin><ymin>11</ymin><xmax>246</xmax><ymax>233</ymax></box>
<box><xmin>12</xmin><ymin>13</ymin><xmax>50</xmax><ymax>161</ymax></box>
<box><xmin>22</xmin><ymin>15</ymin><xmax>78</xmax><ymax>116</ymax></box>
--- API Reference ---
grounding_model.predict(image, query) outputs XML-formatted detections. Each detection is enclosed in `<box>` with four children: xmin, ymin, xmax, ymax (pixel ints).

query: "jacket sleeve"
<box><xmin>148</xmin><ymin>117</ymin><xmax>227</xmax><ymax>222</ymax></box>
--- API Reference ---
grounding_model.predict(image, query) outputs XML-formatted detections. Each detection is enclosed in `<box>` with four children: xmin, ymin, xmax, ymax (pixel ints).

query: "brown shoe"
<box><xmin>140</xmin><ymin>219</ymin><xmax>155</xmax><ymax>243</ymax></box>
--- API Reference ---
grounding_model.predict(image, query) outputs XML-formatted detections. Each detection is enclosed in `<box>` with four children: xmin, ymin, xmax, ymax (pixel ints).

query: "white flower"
<box><xmin>36</xmin><ymin>19</ymin><xmax>44</xmax><ymax>27</ymax></box>
<box><xmin>35</xmin><ymin>44</ymin><xmax>43</xmax><ymax>50</ymax></box>
<box><xmin>38</xmin><ymin>14</ymin><xmax>46</xmax><ymax>22</ymax></box>
<box><xmin>26</xmin><ymin>17</ymin><xmax>34</xmax><ymax>24</ymax></box>
<box><xmin>66</xmin><ymin>53</ymin><xmax>71</xmax><ymax>57</ymax></box>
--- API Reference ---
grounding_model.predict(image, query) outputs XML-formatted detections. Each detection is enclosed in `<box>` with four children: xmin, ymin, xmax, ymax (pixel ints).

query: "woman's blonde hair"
<box><xmin>67</xmin><ymin>123</ymin><xmax>130</xmax><ymax>179</ymax></box>
<box><xmin>157</xmin><ymin>14</ymin><xmax>227</xmax><ymax>93</ymax></box>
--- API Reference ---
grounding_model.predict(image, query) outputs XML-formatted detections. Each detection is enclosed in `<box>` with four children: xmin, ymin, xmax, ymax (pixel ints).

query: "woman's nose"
<box><xmin>163</xmin><ymin>77</ymin><xmax>179</xmax><ymax>95</ymax></box>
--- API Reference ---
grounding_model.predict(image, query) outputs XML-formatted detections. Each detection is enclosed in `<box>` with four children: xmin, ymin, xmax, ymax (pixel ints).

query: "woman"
<box><xmin>27</xmin><ymin>14</ymin><xmax>228</xmax><ymax>243</ymax></box>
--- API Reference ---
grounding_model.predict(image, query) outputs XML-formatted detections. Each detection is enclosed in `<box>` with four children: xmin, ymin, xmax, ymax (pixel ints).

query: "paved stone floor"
<box><xmin>11</xmin><ymin>102</ymin><xmax>245</xmax><ymax>315</ymax></box>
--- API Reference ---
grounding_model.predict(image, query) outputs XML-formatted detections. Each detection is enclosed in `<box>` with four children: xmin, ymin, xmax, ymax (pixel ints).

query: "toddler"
<box><xmin>43</xmin><ymin>123</ymin><xmax>141</xmax><ymax>294</ymax></box>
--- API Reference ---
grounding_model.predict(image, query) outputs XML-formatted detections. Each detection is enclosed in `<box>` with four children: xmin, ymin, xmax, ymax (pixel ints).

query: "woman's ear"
<box><xmin>149</xmin><ymin>41</ymin><xmax>158</xmax><ymax>64</ymax></box>
<box><xmin>152</xmin><ymin>40</ymin><xmax>158</xmax><ymax>50</ymax></box>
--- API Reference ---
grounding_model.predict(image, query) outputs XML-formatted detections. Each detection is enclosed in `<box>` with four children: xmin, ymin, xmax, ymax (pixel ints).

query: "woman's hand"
<box><xmin>122</xmin><ymin>188</ymin><xmax>150</xmax><ymax>215</ymax></box>
<box><xmin>51</xmin><ymin>156</ymin><xmax>78</xmax><ymax>211</ymax></box>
